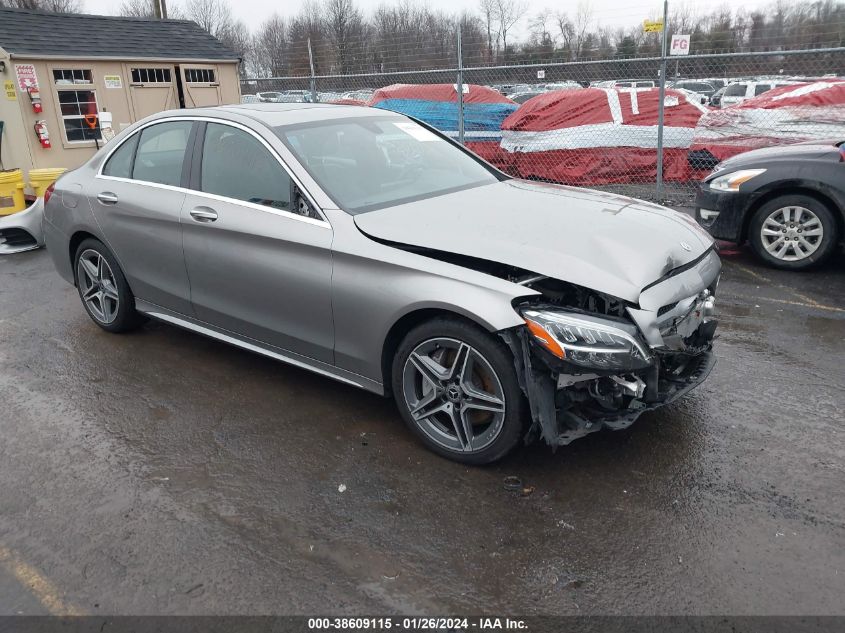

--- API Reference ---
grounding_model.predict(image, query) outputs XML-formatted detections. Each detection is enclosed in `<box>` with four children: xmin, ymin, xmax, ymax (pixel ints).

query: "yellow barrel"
<box><xmin>28</xmin><ymin>167</ymin><xmax>67</xmax><ymax>198</ymax></box>
<box><xmin>0</xmin><ymin>169</ymin><xmax>27</xmax><ymax>216</ymax></box>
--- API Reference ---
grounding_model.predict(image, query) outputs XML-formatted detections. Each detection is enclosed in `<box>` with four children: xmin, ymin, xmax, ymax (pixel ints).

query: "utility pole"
<box><xmin>153</xmin><ymin>0</ymin><xmax>168</xmax><ymax>19</ymax></box>
<box><xmin>307</xmin><ymin>38</ymin><xmax>318</xmax><ymax>104</ymax></box>
<box><xmin>655</xmin><ymin>0</ymin><xmax>669</xmax><ymax>201</ymax></box>
<box><xmin>456</xmin><ymin>25</ymin><xmax>465</xmax><ymax>146</ymax></box>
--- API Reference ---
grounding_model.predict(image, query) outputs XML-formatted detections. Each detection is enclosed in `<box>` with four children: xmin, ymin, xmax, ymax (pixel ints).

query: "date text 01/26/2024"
<box><xmin>307</xmin><ymin>618</ymin><xmax>528</xmax><ymax>630</ymax></box>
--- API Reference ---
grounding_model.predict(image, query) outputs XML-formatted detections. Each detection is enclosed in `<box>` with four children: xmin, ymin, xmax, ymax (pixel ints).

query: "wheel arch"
<box><xmin>380</xmin><ymin>307</ymin><xmax>507</xmax><ymax>397</ymax></box>
<box><xmin>742</xmin><ymin>185</ymin><xmax>843</xmax><ymax>243</ymax></box>
<box><xmin>68</xmin><ymin>230</ymin><xmax>102</xmax><ymax>285</ymax></box>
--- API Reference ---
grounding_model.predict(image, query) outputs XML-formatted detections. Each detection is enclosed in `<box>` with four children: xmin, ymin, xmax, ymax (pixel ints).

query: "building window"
<box><xmin>131</xmin><ymin>68</ymin><xmax>172</xmax><ymax>84</ymax></box>
<box><xmin>185</xmin><ymin>68</ymin><xmax>215</xmax><ymax>83</ymax></box>
<box><xmin>53</xmin><ymin>69</ymin><xmax>93</xmax><ymax>85</ymax></box>
<box><xmin>57</xmin><ymin>89</ymin><xmax>101</xmax><ymax>142</ymax></box>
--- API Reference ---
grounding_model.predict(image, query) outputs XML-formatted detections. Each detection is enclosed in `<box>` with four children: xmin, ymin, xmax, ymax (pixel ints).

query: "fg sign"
<box><xmin>670</xmin><ymin>34</ymin><xmax>691</xmax><ymax>55</ymax></box>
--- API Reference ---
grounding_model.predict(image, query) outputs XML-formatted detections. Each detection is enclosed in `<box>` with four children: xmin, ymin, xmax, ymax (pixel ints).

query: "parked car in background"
<box><xmin>43</xmin><ymin>103</ymin><xmax>720</xmax><ymax>464</ymax></box>
<box><xmin>507</xmin><ymin>91</ymin><xmax>545</xmax><ymax>104</ymax></box>
<box><xmin>670</xmin><ymin>80</ymin><xmax>716</xmax><ymax>103</ymax></box>
<box><xmin>342</xmin><ymin>90</ymin><xmax>375</xmax><ymax>102</ymax></box>
<box><xmin>277</xmin><ymin>90</ymin><xmax>311</xmax><ymax>103</ymax></box>
<box><xmin>593</xmin><ymin>79</ymin><xmax>657</xmax><ymax>89</ymax></box>
<box><xmin>240</xmin><ymin>94</ymin><xmax>260</xmax><ymax>104</ymax></box>
<box><xmin>696</xmin><ymin>140</ymin><xmax>845</xmax><ymax>270</ymax></box>
<box><xmin>710</xmin><ymin>86</ymin><xmax>726</xmax><ymax>107</ymax></box>
<box><xmin>720</xmin><ymin>80</ymin><xmax>797</xmax><ymax>108</ymax></box>
<box><xmin>703</xmin><ymin>78</ymin><xmax>728</xmax><ymax>92</ymax></box>
<box><xmin>256</xmin><ymin>91</ymin><xmax>282</xmax><ymax>102</ymax></box>
<box><xmin>540</xmin><ymin>82</ymin><xmax>582</xmax><ymax>91</ymax></box>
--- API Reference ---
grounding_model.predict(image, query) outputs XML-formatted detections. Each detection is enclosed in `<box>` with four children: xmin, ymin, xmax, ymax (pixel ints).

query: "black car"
<box><xmin>695</xmin><ymin>141</ymin><xmax>845</xmax><ymax>270</ymax></box>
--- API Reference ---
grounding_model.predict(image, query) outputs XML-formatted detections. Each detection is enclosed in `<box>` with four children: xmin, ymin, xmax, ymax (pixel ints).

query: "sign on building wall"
<box><xmin>104</xmin><ymin>75</ymin><xmax>123</xmax><ymax>89</ymax></box>
<box><xmin>14</xmin><ymin>64</ymin><xmax>39</xmax><ymax>91</ymax></box>
<box><xmin>4</xmin><ymin>80</ymin><xmax>16</xmax><ymax>100</ymax></box>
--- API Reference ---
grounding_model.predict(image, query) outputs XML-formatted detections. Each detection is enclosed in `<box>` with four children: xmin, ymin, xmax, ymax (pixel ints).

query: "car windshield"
<box><xmin>277</xmin><ymin>117</ymin><xmax>500</xmax><ymax>213</ymax></box>
<box><xmin>724</xmin><ymin>83</ymin><xmax>747</xmax><ymax>96</ymax></box>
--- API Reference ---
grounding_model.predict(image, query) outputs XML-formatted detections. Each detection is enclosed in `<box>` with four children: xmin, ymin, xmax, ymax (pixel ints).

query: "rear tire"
<box><xmin>749</xmin><ymin>194</ymin><xmax>839</xmax><ymax>271</ymax></box>
<box><xmin>391</xmin><ymin>317</ymin><xmax>526</xmax><ymax>465</ymax></box>
<box><xmin>74</xmin><ymin>238</ymin><xmax>145</xmax><ymax>333</ymax></box>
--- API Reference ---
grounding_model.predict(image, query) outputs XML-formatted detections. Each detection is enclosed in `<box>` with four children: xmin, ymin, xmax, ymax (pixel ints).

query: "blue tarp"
<box><xmin>372</xmin><ymin>99</ymin><xmax>518</xmax><ymax>137</ymax></box>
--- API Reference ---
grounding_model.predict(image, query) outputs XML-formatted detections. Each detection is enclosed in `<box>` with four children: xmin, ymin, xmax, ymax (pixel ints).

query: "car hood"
<box><xmin>718</xmin><ymin>142</ymin><xmax>841</xmax><ymax>169</ymax></box>
<box><xmin>354</xmin><ymin>180</ymin><xmax>714</xmax><ymax>304</ymax></box>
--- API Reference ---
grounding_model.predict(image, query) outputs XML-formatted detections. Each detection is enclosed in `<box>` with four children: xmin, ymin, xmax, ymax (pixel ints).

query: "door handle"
<box><xmin>189</xmin><ymin>207</ymin><xmax>218</xmax><ymax>223</ymax></box>
<box><xmin>96</xmin><ymin>191</ymin><xmax>119</xmax><ymax>205</ymax></box>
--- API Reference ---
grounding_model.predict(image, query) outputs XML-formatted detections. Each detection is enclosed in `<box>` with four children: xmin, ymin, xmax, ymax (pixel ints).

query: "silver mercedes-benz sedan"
<box><xmin>43</xmin><ymin>103</ymin><xmax>720</xmax><ymax>464</ymax></box>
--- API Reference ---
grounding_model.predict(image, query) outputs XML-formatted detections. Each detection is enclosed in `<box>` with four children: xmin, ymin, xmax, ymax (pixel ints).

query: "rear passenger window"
<box><xmin>754</xmin><ymin>84</ymin><xmax>771</xmax><ymax>96</ymax></box>
<box><xmin>102</xmin><ymin>133</ymin><xmax>139</xmax><ymax>179</ymax></box>
<box><xmin>200</xmin><ymin>123</ymin><xmax>292</xmax><ymax>211</ymax></box>
<box><xmin>132</xmin><ymin>121</ymin><xmax>193</xmax><ymax>187</ymax></box>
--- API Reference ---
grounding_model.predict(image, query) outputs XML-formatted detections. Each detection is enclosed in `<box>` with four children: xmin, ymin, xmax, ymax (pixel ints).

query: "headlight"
<box><xmin>522</xmin><ymin>309</ymin><xmax>652</xmax><ymax>371</ymax></box>
<box><xmin>708</xmin><ymin>168</ymin><xmax>766</xmax><ymax>192</ymax></box>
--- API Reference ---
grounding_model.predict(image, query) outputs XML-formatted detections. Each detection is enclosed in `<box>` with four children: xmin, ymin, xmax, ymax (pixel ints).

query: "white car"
<box><xmin>541</xmin><ymin>82</ymin><xmax>581</xmax><ymax>91</ymax></box>
<box><xmin>720</xmin><ymin>81</ymin><xmax>797</xmax><ymax>108</ymax></box>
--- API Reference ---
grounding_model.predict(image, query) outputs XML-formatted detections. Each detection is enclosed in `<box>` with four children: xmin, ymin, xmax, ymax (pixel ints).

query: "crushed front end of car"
<box><xmin>501</xmin><ymin>248</ymin><xmax>720</xmax><ymax>446</ymax></box>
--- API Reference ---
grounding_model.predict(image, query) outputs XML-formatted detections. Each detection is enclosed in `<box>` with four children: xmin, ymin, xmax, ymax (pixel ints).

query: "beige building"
<box><xmin>0</xmin><ymin>7</ymin><xmax>241</xmax><ymax>193</ymax></box>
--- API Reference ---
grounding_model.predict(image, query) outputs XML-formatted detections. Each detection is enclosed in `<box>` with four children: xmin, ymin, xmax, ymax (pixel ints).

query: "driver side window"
<box><xmin>200</xmin><ymin>123</ymin><xmax>293</xmax><ymax>212</ymax></box>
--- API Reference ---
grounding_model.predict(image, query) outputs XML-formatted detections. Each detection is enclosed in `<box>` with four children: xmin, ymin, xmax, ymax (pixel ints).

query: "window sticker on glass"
<box><xmin>393</xmin><ymin>121</ymin><xmax>438</xmax><ymax>142</ymax></box>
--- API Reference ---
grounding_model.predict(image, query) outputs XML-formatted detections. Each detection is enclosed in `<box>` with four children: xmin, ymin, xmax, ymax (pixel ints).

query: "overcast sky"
<box><xmin>83</xmin><ymin>0</ymin><xmax>775</xmax><ymax>35</ymax></box>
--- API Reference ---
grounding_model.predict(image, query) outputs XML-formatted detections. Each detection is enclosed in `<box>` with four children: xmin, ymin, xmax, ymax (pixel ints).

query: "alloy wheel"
<box><xmin>77</xmin><ymin>249</ymin><xmax>120</xmax><ymax>324</ymax></box>
<box><xmin>760</xmin><ymin>206</ymin><xmax>824</xmax><ymax>262</ymax></box>
<box><xmin>402</xmin><ymin>337</ymin><xmax>506</xmax><ymax>453</ymax></box>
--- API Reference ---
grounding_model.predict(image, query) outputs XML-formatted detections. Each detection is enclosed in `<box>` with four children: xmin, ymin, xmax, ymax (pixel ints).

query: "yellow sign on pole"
<box><xmin>643</xmin><ymin>19</ymin><xmax>664</xmax><ymax>33</ymax></box>
<box><xmin>3</xmin><ymin>80</ymin><xmax>16</xmax><ymax>100</ymax></box>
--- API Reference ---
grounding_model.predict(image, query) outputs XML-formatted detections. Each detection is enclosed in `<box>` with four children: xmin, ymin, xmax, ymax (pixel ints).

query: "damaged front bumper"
<box><xmin>502</xmin><ymin>249</ymin><xmax>721</xmax><ymax>447</ymax></box>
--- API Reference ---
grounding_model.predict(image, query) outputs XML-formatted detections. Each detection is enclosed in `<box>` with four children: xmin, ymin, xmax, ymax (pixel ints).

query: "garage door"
<box><xmin>181</xmin><ymin>66</ymin><xmax>222</xmax><ymax>108</ymax></box>
<box><xmin>126</xmin><ymin>64</ymin><xmax>179</xmax><ymax>119</ymax></box>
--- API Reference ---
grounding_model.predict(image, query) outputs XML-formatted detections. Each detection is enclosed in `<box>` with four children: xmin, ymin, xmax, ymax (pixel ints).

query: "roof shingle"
<box><xmin>0</xmin><ymin>8</ymin><xmax>239</xmax><ymax>61</ymax></box>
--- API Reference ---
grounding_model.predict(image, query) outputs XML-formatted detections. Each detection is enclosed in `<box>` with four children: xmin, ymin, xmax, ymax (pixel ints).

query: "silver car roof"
<box><xmin>138</xmin><ymin>103</ymin><xmax>403</xmax><ymax>130</ymax></box>
<box><xmin>223</xmin><ymin>103</ymin><xmax>402</xmax><ymax>127</ymax></box>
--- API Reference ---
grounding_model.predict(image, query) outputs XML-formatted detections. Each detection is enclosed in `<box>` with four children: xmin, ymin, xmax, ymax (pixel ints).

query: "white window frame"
<box><xmin>51</xmin><ymin>69</ymin><xmax>102</xmax><ymax>147</ymax></box>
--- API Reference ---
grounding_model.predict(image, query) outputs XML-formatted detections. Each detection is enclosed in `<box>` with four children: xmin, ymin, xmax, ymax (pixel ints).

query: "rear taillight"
<box><xmin>43</xmin><ymin>181</ymin><xmax>56</xmax><ymax>204</ymax></box>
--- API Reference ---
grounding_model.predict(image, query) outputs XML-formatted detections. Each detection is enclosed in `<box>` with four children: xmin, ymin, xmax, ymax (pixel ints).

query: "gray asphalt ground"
<box><xmin>0</xmin><ymin>240</ymin><xmax>843</xmax><ymax>616</ymax></box>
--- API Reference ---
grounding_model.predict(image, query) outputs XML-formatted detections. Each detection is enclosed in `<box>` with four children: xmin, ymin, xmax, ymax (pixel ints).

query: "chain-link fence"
<box><xmin>241</xmin><ymin>45</ymin><xmax>845</xmax><ymax>208</ymax></box>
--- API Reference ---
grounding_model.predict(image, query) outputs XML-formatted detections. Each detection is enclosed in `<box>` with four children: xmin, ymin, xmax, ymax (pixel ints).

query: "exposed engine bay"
<box><xmin>501</xmin><ymin>275</ymin><xmax>718</xmax><ymax>447</ymax></box>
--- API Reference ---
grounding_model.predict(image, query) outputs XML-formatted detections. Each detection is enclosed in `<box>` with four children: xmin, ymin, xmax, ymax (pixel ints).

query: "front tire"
<box><xmin>391</xmin><ymin>318</ymin><xmax>526</xmax><ymax>464</ymax></box>
<box><xmin>748</xmin><ymin>195</ymin><xmax>839</xmax><ymax>270</ymax></box>
<box><xmin>74</xmin><ymin>238</ymin><xmax>145</xmax><ymax>333</ymax></box>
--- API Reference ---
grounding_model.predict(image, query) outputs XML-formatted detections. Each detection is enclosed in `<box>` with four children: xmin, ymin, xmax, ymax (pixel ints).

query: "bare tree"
<box><xmin>0</xmin><ymin>0</ymin><xmax>82</xmax><ymax>11</ymax></box>
<box><xmin>325</xmin><ymin>0</ymin><xmax>365</xmax><ymax>74</ymax></box>
<box><xmin>254</xmin><ymin>13</ymin><xmax>288</xmax><ymax>77</ymax></box>
<box><xmin>118</xmin><ymin>0</ymin><xmax>155</xmax><ymax>17</ymax></box>
<box><xmin>529</xmin><ymin>8</ymin><xmax>555</xmax><ymax>47</ymax></box>
<box><xmin>478</xmin><ymin>0</ymin><xmax>500</xmax><ymax>63</ymax></box>
<box><xmin>182</xmin><ymin>0</ymin><xmax>233</xmax><ymax>38</ymax></box>
<box><xmin>493</xmin><ymin>0</ymin><xmax>527</xmax><ymax>61</ymax></box>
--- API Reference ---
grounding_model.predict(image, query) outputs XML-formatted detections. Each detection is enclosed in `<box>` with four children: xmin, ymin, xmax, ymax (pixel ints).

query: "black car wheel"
<box><xmin>74</xmin><ymin>238</ymin><xmax>145</xmax><ymax>333</ymax></box>
<box><xmin>749</xmin><ymin>194</ymin><xmax>840</xmax><ymax>271</ymax></box>
<box><xmin>392</xmin><ymin>318</ymin><xmax>526</xmax><ymax>464</ymax></box>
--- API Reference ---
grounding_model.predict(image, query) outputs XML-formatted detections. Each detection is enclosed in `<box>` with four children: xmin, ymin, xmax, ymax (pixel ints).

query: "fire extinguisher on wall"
<box><xmin>27</xmin><ymin>86</ymin><xmax>43</xmax><ymax>113</ymax></box>
<box><xmin>34</xmin><ymin>120</ymin><xmax>51</xmax><ymax>149</ymax></box>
